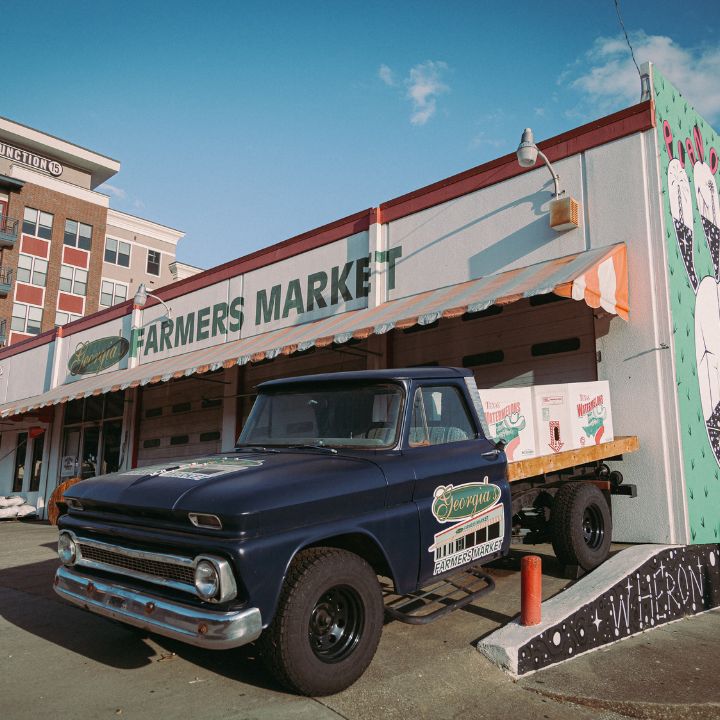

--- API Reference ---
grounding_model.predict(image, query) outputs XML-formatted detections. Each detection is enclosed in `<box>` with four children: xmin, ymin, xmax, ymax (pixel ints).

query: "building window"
<box><xmin>11</xmin><ymin>303</ymin><xmax>43</xmax><ymax>335</ymax></box>
<box><xmin>64</xmin><ymin>219</ymin><xmax>92</xmax><ymax>250</ymax></box>
<box><xmin>55</xmin><ymin>311</ymin><xmax>82</xmax><ymax>327</ymax></box>
<box><xmin>147</xmin><ymin>249</ymin><xmax>161</xmax><ymax>276</ymax></box>
<box><xmin>22</xmin><ymin>207</ymin><xmax>53</xmax><ymax>240</ymax></box>
<box><xmin>100</xmin><ymin>280</ymin><xmax>128</xmax><ymax>307</ymax></box>
<box><xmin>29</xmin><ymin>432</ymin><xmax>45</xmax><ymax>492</ymax></box>
<box><xmin>16</xmin><ymin>254</ymin><xmax>48</xmax><ymax>287</ymax></box>
<box><xmin>59</xmin><ymin>264</ymin><xmax>88</xmax><ymax>296</ymax></box>
<box><xmin>104</xmin><ymin>237</ymin><xmax>130</xmax><ymax>267</ymax></box>
<box><xmin>12</xmin><ymin>432</ymin><xmax>28</xmax><ymax>493</ymax></box>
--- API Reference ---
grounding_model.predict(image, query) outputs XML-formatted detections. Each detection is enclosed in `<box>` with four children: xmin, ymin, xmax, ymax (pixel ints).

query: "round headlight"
<box><xmin>58</xmin><ymin>532</ymin><xmax>77</xmax><ymax>565</ymax></box>
<box><xmin>194</xmin><ymin>560</ymin><xmax>219</xmax><ymax>600</ymax></box>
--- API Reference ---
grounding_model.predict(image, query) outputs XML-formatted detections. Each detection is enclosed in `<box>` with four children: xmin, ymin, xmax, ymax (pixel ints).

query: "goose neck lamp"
<box><xmin>133</xmin><ymin>283</ymin><xmax>172</xmax><ymax>319</ymax></box>
<box><xmin>516</xmin><ymin>128</ymin><xmax>580</xmax><ymax>232</ymax></box>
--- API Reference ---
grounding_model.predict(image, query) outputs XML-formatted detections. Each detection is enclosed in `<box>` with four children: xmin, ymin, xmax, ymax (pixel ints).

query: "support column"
<box><xmin>221</xmin><ymin>365</ymin><xmax>239</xmax><ymax>452</ymax></box>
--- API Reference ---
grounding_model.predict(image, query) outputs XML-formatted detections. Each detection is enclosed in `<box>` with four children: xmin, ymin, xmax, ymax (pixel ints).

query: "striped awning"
<box><xmin>0</xmin><ymin>243</ymin><xmax>628</xmax><ymax>418</ymax></box>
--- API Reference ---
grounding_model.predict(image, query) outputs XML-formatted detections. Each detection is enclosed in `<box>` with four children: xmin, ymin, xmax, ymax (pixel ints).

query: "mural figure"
<box><xmin>667</xmin><ymin>130</ymin><xmax>720</xmax><ymax>464</ymax></box>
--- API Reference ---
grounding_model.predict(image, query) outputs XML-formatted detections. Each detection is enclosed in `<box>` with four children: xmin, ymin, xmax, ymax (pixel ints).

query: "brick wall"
<box><xmin>1</xmin><ymin>182</ymin><xmax>107</xmax><ymax>339</ymax></box>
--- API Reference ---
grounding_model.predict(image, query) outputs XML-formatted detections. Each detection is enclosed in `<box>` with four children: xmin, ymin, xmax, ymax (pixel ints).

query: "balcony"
<box><xmin>0</xmin><ymin>215</ymin><xmax>19</xmax><ymax>248</ymax></box>
<box><xmin>0</xmin><ymin>267</ymin><xmax>12</xmax><ymax>296</ymax></box>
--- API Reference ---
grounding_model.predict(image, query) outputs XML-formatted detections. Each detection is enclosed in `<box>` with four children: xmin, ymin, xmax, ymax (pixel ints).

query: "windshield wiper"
<box><xmin>286</xmin><ymin>443</ymin><xmax>338</xmax><ymax>454</ymax></box>
<box><xmin>233</xmin><ymin>444</ymin><xmax>280</xmax><ymax>453</ymax></box>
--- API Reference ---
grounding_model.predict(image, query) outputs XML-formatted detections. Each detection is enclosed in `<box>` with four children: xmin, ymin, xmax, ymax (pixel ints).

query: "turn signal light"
<box><xmin>188</xmin><ymin>513</ymin><xmax>223</xmax><ymax>530</ymax></box>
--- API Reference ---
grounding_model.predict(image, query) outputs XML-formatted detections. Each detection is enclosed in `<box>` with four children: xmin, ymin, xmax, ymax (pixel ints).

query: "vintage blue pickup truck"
<box><xmin>54</xmin><ymin>367</ymin><xmax>635</xmax><ymax>695</ymax></box>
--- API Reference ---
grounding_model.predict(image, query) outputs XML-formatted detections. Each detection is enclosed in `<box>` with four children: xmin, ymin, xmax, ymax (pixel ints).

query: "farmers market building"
<box><xmin>0</xmin><ymin>63</ymin><xmax>718</xmax><ymax>547</ymax></box>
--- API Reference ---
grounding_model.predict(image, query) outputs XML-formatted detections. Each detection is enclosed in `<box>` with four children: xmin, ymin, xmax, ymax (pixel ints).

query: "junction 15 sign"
<box><xmin>0</xmin><ymin>142</ymin><xmax>62</xmax><ymax>177</ymax></box>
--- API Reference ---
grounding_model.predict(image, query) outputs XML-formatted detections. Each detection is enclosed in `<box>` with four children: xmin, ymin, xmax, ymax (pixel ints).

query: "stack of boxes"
<box><xmin>479</xmin><ymin>381</ymin><xmax>613</xmax><ymax>462</ymax></box>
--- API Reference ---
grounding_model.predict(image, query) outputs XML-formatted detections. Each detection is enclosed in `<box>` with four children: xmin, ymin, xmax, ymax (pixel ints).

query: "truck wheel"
<box><xmin>551</xmin><ymin>483</ymin><xmax>612</xmax><ymax>571</ymax></box>
<box><xmin>259</xmin><ymin>547</ymin><xmax>383</xmax><ymax>696</ymax></box>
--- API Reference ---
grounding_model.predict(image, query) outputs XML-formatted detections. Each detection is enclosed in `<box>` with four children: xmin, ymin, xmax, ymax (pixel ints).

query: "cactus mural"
<box><xmin>654</xmin><ymin>68</ymin><xmax>720</xmax><ymax>543</ymax></box>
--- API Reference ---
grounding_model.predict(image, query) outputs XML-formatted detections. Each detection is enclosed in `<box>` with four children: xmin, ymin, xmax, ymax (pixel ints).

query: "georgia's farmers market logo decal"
<box><xmin>431</xmin><ymin>480</ymin><xmax>501</xmax><ymax>523</ymax></box>
<box><xmin>68</xmin><ymin>336</ymin><xmax>130</xmax><ymax>375</ymax></box>
<box><xmin>430</xmin><ymin>479</ymin><xmax>504</xmax><ymax>575</ymax></box>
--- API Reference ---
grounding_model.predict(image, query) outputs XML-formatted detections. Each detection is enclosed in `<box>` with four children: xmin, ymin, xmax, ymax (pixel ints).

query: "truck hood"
<box><xmin>64</xmin><ymin>451</ymin><xmax>388</xmax><ymax>532</ymax></box>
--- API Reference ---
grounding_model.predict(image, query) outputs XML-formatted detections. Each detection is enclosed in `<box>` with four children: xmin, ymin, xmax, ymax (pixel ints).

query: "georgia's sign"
<box><xmin>130</xmin><ymin>248</ymin><xmax>403</xmax><ymax>359</ymax></box>
<box><xmin>68</xmin><ymin>336</ymin><xmax>130</xmax><ymax>375</ymax></box>
<box><xmin>431</xmin><ymin>481</ymin><xmax>501</xmax><ymax>523</ymax></box>
<box><xmin>0</xmin><ymin>142</ymin><xmax>62</xmax><ymax>177</ymax></box>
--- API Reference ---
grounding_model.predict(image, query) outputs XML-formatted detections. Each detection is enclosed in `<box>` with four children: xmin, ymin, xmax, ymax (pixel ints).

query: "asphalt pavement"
<box><xmin>1</xmin><ymin>521</ymin><xmax>718</xmax><ymax>720</ymax></box>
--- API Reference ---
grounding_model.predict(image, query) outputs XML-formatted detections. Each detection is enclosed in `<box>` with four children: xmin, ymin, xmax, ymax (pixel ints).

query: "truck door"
<box><xmin>407</xmin><ymin>382</ymin><xmax>509</xmax><ymax>588</ymax></box>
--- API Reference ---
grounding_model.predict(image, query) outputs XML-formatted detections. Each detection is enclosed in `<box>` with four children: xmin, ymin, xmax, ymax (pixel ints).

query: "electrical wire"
<box><xmin>613</xmin><ymin>0</ymin><xmax>643</xmax><ymax>99</ymax></box>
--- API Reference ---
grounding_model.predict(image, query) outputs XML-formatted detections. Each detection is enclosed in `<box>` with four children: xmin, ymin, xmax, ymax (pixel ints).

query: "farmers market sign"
<box><xmin>431</xmin><ymin>480</ymin><xmax>501</xmax><ymax>523</ymax></box>
<box><xmin>68</xmin><ymin>336</ymin><xmax>130</xmax><ymax>375</ymax></box>
<box><xmin>130</xmin><ymin>247</ymin><xmax>403</xmax><ymax>359</ymax></box>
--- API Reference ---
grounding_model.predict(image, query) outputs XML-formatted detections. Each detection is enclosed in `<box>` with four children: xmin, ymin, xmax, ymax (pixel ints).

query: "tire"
<box><xmin>258</xmin><ymin>547</ymin><xmax>383</xmax><ymax>696</ymax></box>
<box><xmin>551</xmin><ymin>482</ymin><xmax>612</xmax><ymax>571</ymax></box>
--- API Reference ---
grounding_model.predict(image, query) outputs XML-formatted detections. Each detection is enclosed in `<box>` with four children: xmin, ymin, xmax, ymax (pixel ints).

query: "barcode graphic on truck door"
<box><xmin>429</xmin><ymin>504</ymin><xmax>504</xmax><ymax>575</ymax></box>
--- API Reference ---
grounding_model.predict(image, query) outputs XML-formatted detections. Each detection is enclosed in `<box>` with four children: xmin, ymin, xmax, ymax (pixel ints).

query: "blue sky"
<box><xmin>4</xmin><ymin>1</ymin><xmax>719</xmax><ymax>271</ymax></box>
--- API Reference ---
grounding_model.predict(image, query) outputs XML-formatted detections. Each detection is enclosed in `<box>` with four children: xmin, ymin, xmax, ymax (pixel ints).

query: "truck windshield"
<box><xmin>237</xmin><ymin>382</ymin><xmax>404</xmax><ymax>449</ymax></box>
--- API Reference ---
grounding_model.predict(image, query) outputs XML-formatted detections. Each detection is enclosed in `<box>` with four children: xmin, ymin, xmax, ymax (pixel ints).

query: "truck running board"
<box><xmin>383</xmin><ymin>566</ymin><xmax>495</xmax><ymax>625</ymax></box>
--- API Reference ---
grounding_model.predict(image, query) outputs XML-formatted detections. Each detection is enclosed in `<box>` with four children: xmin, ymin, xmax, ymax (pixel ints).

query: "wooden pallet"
<box><xmin>507</xmin><ymin>435</ymin><xmax>640</xmax><ymax>483</ymax></box>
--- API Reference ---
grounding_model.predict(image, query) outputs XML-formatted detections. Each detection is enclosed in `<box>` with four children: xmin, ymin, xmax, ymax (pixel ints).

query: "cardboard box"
<box><xmin>567</xmin><ymin>381</ymin><xmax>614</xmax><ymax>449</ymax></box>
<box><xmin>532</xmin><ymin>381</ymin><xmax>614</xmax><ymax>455</ymax></box>
<box><xmin>479</xmin><ymin>387</ymin><xmax>537</xmax><ymax>462</ymax></box>
<box><xmin>532</xmin><ymin>384</ymin><xmax>572</xmax><ymax>455</ymax></box>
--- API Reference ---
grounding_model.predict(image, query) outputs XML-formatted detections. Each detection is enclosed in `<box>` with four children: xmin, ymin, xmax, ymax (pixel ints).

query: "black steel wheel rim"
<box><xmin>308</xmin><ymin>585</ymin><xmax>364</xmax><ymax>663</ymax></box>
<box><xmin>582</xmin><ymin>504</ymin><xmax>605</xmax><ymax>549</ymax></box>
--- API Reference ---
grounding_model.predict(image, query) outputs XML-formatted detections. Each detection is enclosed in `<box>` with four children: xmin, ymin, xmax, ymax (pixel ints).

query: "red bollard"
<box><xmin>521</xmin><ymin>555</ymin><xmax>542</xmax><ymax>626</ymax></box>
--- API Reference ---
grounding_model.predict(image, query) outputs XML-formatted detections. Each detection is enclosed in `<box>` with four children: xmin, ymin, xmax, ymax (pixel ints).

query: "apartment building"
<box><xmin>0</xmin><ymin>116</ymin><xmax>185</xmax><ymax>344</ymax></box>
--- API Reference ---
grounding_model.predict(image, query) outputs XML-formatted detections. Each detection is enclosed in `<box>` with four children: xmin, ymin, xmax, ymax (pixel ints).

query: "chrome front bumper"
<box><xmin>54</xmin><ymin>565</ymin><xmax>262</xmax><ymax>650</ymax></box>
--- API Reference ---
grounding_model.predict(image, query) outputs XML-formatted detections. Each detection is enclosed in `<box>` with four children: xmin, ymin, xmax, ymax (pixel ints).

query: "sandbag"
<box><xmin>0</xmin><ymin>506</ymin><xmax>19</xmax><ymax>519</ymax></box>
<box><xmin>0</xmin><ymin>496</ymin><xmax>24</xmax><ymax>508</ymax></box>
<box><xmin>16</xmin><ymin>504</ymin><xmax>37</xmax><ymax>518</ymax></box>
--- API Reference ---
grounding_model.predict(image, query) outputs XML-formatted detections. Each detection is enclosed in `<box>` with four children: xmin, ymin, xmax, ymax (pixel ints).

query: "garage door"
<box><xmin>390</xmin><ymin>295</ymin><xmax>597</xmax><ymax>388</ymax></box>
<box><xmin>136</xmin><ymin>376</ymin><xmax>223</xmax><ymax>466</ymax></box>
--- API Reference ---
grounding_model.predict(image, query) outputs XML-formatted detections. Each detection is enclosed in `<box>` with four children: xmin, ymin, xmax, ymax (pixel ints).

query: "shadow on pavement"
<box><xmin>0</xmin><ymin>554</ymin><xmax>284</xmax><ymax>691</ymax></box>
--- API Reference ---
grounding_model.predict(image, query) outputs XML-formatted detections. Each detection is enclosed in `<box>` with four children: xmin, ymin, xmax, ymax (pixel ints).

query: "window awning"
<box><xmin>0</xmin><ymin>243</ymin><xmax>628</xmax><ymax>418</ymax></box>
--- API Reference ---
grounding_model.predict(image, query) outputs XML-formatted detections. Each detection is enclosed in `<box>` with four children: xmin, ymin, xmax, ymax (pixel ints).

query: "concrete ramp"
<box><xmin>478</xmin><ymin>543</ymin><xmax>720</xmax><ymax>676</ymax></box>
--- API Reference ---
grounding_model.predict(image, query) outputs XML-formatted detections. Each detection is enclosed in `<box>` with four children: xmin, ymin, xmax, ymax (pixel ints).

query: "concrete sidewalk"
<box><xmin>1</xmin><ymin>521</ymin><xmax>718</xmax><ymax>719</ymax></box>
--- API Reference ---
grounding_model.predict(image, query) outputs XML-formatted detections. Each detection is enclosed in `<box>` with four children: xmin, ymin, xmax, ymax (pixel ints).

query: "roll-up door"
<box><xmin>136</xmin><ymin>376</ymin><xmax>224</xmax><ymax>466</ymax></box>
<box><xmin>390</xmin><ymin>295</ymin><xmax>597</xmax><ymax>388</ymax></box>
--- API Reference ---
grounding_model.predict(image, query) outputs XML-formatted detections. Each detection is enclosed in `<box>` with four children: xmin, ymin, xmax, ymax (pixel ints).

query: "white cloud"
<box><xmin>406</xmin><ymin>61</ymin><xmax>449</xmax><ymax>125</ymax></box>
<box><xmin>378</xmin><ymin>64</ymin><xmax>395</xmax><ymax>86</ymax></box>
<box><xmin>378</xmin><ymin>60</ymin><xmax>450</xmax><ymax>125</ymax></box>
<box><xmin>102</xmin><ymin>183</ymin><xmax>127</xmax><ymax>199</ymax></box>
<box><xmin>470</xmin><ymin>131</ymin><xmax>505</xmax><ymax>150</ymax></box>
<box><xmin>564</xmin><ymin>33</ymin><xmax>720</xmax><ymax>122</ymax></box>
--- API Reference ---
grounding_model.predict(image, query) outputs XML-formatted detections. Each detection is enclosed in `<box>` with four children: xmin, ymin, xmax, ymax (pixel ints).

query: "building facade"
<box><xmin>0</xmin><ymin>116</ymin><xmax>184</xmax><ymax>344</ymax></box>
<box><xmin>0</xmin><ymin>64</ymin><xmax>717</xmax><ymax>548</ymax></box>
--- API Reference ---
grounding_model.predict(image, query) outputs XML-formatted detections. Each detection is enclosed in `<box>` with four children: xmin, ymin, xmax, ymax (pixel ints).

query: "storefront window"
<box><xmin>29</xmin><ymin>433</ymin><xmax>45</xmax><ymax>492</ymax></box>
<box><xmin>101</xmin><ymin>420</ymin><xmax>123</xmax><ymax>475</ymax></box>
<box><xmin>12</xmin><ymin>433</ymin><xmax>27</xmax><ymax>492</ymax></box>
<box><xmin>61</xmin><ymin>392</ymin><xmax>125</xmax><ymax>481</ymax></box>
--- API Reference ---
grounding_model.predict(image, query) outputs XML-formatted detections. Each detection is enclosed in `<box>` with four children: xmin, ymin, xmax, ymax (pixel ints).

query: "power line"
<box><xmin>613</xmin><ymin>0</ymin><xmax>643</xmax><ymax>99</ymax></box>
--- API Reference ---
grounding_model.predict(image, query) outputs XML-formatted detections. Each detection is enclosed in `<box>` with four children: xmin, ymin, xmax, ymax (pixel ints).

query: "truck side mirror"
<box><xmin>494</xmin><ymin>439</ymin><xmax>506</xmax><ymax>452</ymax></box>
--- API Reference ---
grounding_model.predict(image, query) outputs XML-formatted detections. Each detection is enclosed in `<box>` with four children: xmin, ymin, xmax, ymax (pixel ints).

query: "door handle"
<box><xmin>481</xmin><ymin>449</ymin><xmax>500</xmax><ymax>460</ymax></box>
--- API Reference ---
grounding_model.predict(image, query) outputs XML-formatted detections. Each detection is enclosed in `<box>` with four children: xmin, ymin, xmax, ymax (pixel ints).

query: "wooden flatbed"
<box><xmin>507</xmin><ymin>435</ymin><xmax>639</xmax><ymax>483</ymax></box>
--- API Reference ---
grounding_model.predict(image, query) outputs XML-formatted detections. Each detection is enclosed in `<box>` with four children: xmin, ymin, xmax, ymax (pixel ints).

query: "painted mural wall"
<box><xmin>654</xmin><ymin>68</ymin><xmax>720</xmax><ymax>543</ymax></box>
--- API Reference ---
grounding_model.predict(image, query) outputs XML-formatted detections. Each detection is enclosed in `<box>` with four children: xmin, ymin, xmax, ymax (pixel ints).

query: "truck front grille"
<box><xmin>73</xmin><ymin>536</ymin><xmax>197</xmax><ymax>594</ymax></box>
<box><xmin>78</xmin><ymin>544</ymin><xmax>196</xmax><ymax>585</ymax></box>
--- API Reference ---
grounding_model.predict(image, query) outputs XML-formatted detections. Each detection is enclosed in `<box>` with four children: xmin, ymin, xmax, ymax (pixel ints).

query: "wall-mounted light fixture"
<box><xmin>133</xmin><ymin>283</ymin><xmax>172</xmax><ymax>319</ymax></box>
<box><xmin>516</xmin><ymin>128</ymin><xmax>580</xmax><ymax>232</ymax></box>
